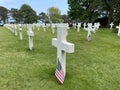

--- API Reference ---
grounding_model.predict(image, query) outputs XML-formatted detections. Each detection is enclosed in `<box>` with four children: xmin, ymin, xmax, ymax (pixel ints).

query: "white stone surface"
<box><xmin>77</xmin><ymin>23</ymin><xmax>81</xmax><ymax>32</ymax></box>
<box><xmin>52</xmin><ymin>26</ymin><xmax>74</xmax><ymax>76</ymax></box>
<box><xmin>92</xmin><ymin>22</ymin><xmax>100</xmax><ymax>33</ymax></box>
<box><xmin>110</xmin><ymin>22</ymin><xmax>114</xmax><ymax>29</ymax></box>
<box><xmin>19</xmin><ymin>24</ymin><xmax>23</xmax><ymax>40</ymax></box>
<box><xmin>84</xmin><ymin>23</ymin><xmax>94</xmax><ymax>41</ymax></box>
<box><xmin>27</xmin><ymin>24</ymin><xmax>34</xmax><ymax>50</ymax></box>
<box><xmin>116</xmin><ymin>24</ymin><xmax>120</xmax><ymax>36</ymax></box>
<box><xmin>51</xmin><ymin>24</ymin><xmax>56</xmax><ymax>34</ymax></box>
<box><xmin>14</xmin><ymin>24</ymin><xmax>18</xmax><ymax>36</ymax></box>
<box><xmin>42</xmin><ymin>24</ymin><xmax>46</xmax><ymax>32</ymax></box>
<box><xmin>83</xmin><ymin>23</ymin><xmax>86</xmax><ymax>29</ymax></box>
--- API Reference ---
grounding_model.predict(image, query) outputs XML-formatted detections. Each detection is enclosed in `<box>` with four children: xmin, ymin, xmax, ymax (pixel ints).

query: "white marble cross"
<box><xmin>73</xmin><ymin>23</ymin><xmax>76</xmax><ymax>29</ymax></box>
<box><xmin>92</xmin><ymin>23</ymin><xmax>100</xmax><ymax>33</ymax></box>
<box><xmin>27</xmin><ymin>24</ymin><xmax>34</xmax><ymax>50</ymax></box>
<box><xmin>59</xmin><ymin>23</ymin><xmax>69</xmax><ymax>30</ymax></box>
<box><xmin>46</xmin><ymin>23</ymin><xmax>50</xmax><ymax>28</ymax></box>
<box><xmin>97</xmin><ymin>22</ymin><xmax>100</xmax><ymax>29</ymax></box>
<box><xmin>14</xmin><ymin>24</ymin><xmax>18</xmax><ymax>36</ymax></box>
<box><xmin>77</xmin><ymin>23</ymin><xmax>81</xmax><ymax>32</ymax></box>
<box><xmin>116</xmin><ymin>24</ymin><xmax>120</xmax><ymax>36</ymax></box>
<box><xmin>52</xmin><ymin>26</ymin><xmax>74</xmax><ymax>77</ymax></box>
<box><xmin>92</xmin><ymin>23</ymin><xmax>97</xmax><ymax>33</ymax></box>
<box><xmin>19</xmin><ymin>24</ymin><xmax>23</xmax><ymax>40</ymax></box>
<box><xmin>87</xmin><ymin>23</ymin><xmax>93</xmax><ymax>41</ymax></box>
<box><xmin>11</xmin><ymin>24</ymin><xmax>14</xmax><ymax>33</ymax></box>
<box><xmin>64</xmin><ymin>23</ymin><xmax>70</xmax><ymax>30</ymax></box>
<box><xmin>51</xmin><ymin>24</ymin><xmax>55</xmax><ymax>34</ymax></box>
<box><xmin>83</xmin><ymin>23</ymin><xmax>86</xmax><ymax>29</ymax></box>
<box><xmin>42</xmin><ymin>24</ymin><xmax>46</xmax><ymax>32</ymax></box>
<box><xmin>110</xmin><ymin>22</ymin><xmax>114</xmax><ymax>29</ymax></box>
<box><xmin>84</xmin><ymin>23</ymin><xmax>93</xmax><ymax>41</ymax></box>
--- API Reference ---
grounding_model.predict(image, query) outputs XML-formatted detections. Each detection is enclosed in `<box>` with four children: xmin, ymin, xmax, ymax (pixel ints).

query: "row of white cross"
<box><xmin>4</xmin><ymin>22</ymin><xmax>100</xmax><ymax>51</ymax></box>
<box><xmin>109</xmin><ymin>22</ymin><xmax>120</xmax><ymax>36</ymax></box>
<box><xmin>83</xmin><ymin>22</ymin><xmax>100</xmax><ymax>41</ymax></box>
<box><xmin>4</xmin><ymin>22</ymin><xmax>100</xmax><ymax>84</ymax></box>
<box><xmin>4</xmin><ymin>23</ymin><xmax>74</xmax><ymax>84</ymax></box>
<box><xmin>5</xmin><ymin>22</ymin><xmax>120</xmax><ymax>51</ymax></box>
<box><xmin>4</xmin><ymin>22</ymin><xmax>120</xmax><ymax>84</ymax></box>
<box><xmin>4</xmin><ymin>24</ymin><xmax>34</xmax><ymax>50</ymax></box>
<box><xmin>116</xmin><ymin>24</ymin><xmax>120</xmax><ymax>36</ymax></box>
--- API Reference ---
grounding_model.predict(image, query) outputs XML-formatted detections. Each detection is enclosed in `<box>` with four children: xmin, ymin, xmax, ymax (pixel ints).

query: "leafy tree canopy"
<box><xmin>17</xmin><ymin>4</ymin><xmax>37</xmax><ymax>23</ymax></box>
<box><xmin>68</xmin><ymin>0</ymin><xmax>120</xmax><ymax>26</ymax></box>
<box><xmin>47</xmin><ymin>7</ymin><xmax>62</xmax><ymax>23</ymax></box>
<box><xmin>38</xmin><ymin>12</ymin><xmax>49</xmax><ymax>23</ymax></box>
<box><xmin>0</xmin><ymin>6</ymin><xmax>8</xmax><ymax>23</ymax></box>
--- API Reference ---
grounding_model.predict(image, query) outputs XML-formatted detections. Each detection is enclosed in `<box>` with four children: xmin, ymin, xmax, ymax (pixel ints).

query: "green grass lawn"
<box><xmin>0</xmin><ymin>26</ymin><xmax>120</xmax><ymax>90</ymax></box>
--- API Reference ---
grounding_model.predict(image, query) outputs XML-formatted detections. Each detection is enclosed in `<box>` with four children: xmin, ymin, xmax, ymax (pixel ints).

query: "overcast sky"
<box><xmin>0</xmin><ymin>0</ymin><xmax>68</xmax><ymax>15</ymax></box>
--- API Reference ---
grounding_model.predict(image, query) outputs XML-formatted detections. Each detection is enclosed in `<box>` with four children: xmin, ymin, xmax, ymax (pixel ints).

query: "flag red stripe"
<box><xmin>55</xmin><ymin>69</ymin><xmax>64</xmax><ymax>84</ymax></box>
<box><xmin>55</xmin><ymin>71</ymin><xmax>64</xmax><ymax>82</ymax></box>
<box><xmin>55</xmin><ymin>70</ymin><xmax>64</xmax><ymax>82</ymax></box>
<box><xmin>55</xmin><ymin>73</ymin><xmax>64</xmax><ymax>84</ymax></box>
<box><xmin>55</xmin><ymin>74</ymin><xmax>63</xmax><ymax>84</ymax></box>
<box><xmin>56</xmin><ymin>70</ymin><xmax>64</xmax><ymax>79</ymax></box>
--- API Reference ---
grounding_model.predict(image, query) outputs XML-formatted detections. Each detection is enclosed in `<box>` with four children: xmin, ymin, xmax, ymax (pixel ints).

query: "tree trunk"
<box><xmin>88</xmin><ymin>11</ymin><xmax>93</xmax><ymax>23</ymax></box>
<box><xmin>3</xmin><ymin>19</ymin><xmax>6</xmax><ymax>24</ymax></box>
<box><xmin>107</xmin><ymin>8</ymin><xmax>113</xmax><ymax>27</ymax></box>
<box><xmin>89</xmin><ymin>16</ymin><xmax>92</xmax><ymax>23</ymax></box>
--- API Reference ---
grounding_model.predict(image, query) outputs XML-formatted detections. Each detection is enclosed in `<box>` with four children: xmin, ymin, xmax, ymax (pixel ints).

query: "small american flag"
<box><xmin>55</xmin><ymin>59</ymin><xmax>65</xmax><ymax>84</ymax></box>
<box><xmin>87</xmin><ymin>34</ymin><xmax>92</xmax><ymax>41</ymax></box>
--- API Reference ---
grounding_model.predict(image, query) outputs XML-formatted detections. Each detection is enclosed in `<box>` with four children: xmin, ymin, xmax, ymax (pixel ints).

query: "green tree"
<box><xmin>47</xmin><ymin>7</ymin><xmax>62</xmax><ymax>23</ymax></box>
<box><xmin>68</xmin><ymin>0</ymin><xmax>99</xmax><ymax>22</ymax></box>
<box><xmin>100</xmin><ymin>0</ymin><xmax>120</xmax><ymax>26</ymax></box>
<box><xmin>38</xmin><ymin>12</ymin><xmax>49</xmax><ymax>23</ymax></box>
<box><xmin>62</xmin><ymin>14</ymin><xmax>70</xmax><ymax>23</ymax></box>
<box><xmin>17</xmin><ymin>4</ymin><xmax>37</xmax><ymax>23</ymax></box>
<box><xmin>68</xmin><ymin>0</ymin><xmax>120</xmax><ymax>26</ymax></box>
<box><xmin>8</xmin><ymin>8</ymin><xmax>18</xmax><ymax>22</ymax></box>
<box><xmin>0</xmin><ymin>6</ymin><xmax>8</xmax><ymax>24</ymax></box>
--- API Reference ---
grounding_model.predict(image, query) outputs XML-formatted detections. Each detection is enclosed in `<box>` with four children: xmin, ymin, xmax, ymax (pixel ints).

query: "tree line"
<box><xmin>1</xmin><ymin>1</ymin><xmax>120</xmax><ymax>27</ymax></box>
<box><xmin>68</xmin><ymin>0</ymin><xmax>120</xmax><ymax>27</ymax></box>
<box><xmin>0</xmin><ymin>4</ymin><xmax>64</xmax><ymax>24</ymax></box>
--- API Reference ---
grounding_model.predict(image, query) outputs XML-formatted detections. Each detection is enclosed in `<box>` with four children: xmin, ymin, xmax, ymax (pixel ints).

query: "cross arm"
<box><xmin>52</xmin><ymin>38</ymin><xmax>58</xmax><ymax>47</ymax></box>
<box><xmin>116</xmin><ymin>26</ymin><xmax>119</xmax><ymax>29</ymax></box>
<box><xmin>62</xmin><ymin>42</ymin><xmax>74</xmax><ymax>53</ymax></box>
<box><xmin>52</xmin><ymin>38</ymin><xmax>75</xmax><ymax>53</ymax></box>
